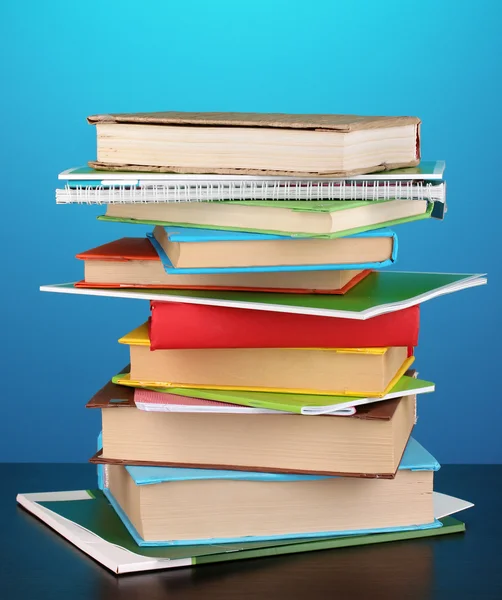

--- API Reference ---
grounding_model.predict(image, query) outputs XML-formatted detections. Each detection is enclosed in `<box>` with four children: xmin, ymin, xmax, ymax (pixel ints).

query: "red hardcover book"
<box><xmin>149</xmin><ymin>302</ymin><xmax>420</xmax><ymax>350</ymax></box>
<box><xmin>75</xmin><ymin>237</ymin><xmax>370</xmax><ymax>295</ymax></box>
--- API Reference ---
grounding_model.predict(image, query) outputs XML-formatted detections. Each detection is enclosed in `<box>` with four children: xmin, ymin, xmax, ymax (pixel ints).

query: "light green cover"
<box><xmin>44</xmin><ymin>271</ymin><xmax>486</xmax><ymax>319</ymax></box>
<box><xmin>37</xmin><ymin>490</ymin><xmax>464</xmax><ymax>564</ymax></box>
<box><xmin>112</xmin><ymin>373</ymin><xmax>433</xmax><ymax>414</ymax></box>
<box><xmin>98</xmin><ymin>199</ymin><xmax>434</xmax><ymax>238</ymax></box>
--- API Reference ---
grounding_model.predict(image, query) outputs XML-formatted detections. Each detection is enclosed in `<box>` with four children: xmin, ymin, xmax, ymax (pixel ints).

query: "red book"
<box><xmin>149</xmin><ymin>302</ymin><xmax>420</xmax><ymax>350</ymax></box>
<box><xmin>75</xmin><ymin>237</ymin><xmax>370</xmax><ymax>294</ymax></box>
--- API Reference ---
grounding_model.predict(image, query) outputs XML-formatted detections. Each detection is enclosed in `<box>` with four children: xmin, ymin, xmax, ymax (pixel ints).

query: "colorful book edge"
<box><xmin>16</xmin><ymin>489</ymin><xmax>464</xmax><ymax>575</ymax></box>
<box><xmin>146</xmin><ymin>230</ymin><xmax>397</xmax><ymax>274</ymax></box>
<box><xmin>97</xmin><ymin>204</ymin><xmax>433</xmax><ymax>238</ymax></box>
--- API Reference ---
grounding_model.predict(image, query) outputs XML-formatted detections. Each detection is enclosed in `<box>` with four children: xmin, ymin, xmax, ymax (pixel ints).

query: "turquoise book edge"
<box><xmin>146</xmin><ymin>229</ymin><xmax>398</xmax><ymax>274</ymax></box>
<box><xmin>17</xmin><ymin>490</ymin><xmax>464</xmax><ymax>573</ymax></box>
<box><xmin>98</xmin><ymin>202</ymin><xmax>433</xmax><ymax>239</ymax></box>
<box><xmin>98</xmin><ymin>437</ymin><xmax>441</xmax><ymax>547</ymax></box>
<box><xmin>102</xmin><ymin>488</ymin><xmax>441</xmax><ymax>547</ymax></box>
<box><xmin>154</xmin><ymin>225</ymin><xmax>395</xmax><ymax>243</ymax></box>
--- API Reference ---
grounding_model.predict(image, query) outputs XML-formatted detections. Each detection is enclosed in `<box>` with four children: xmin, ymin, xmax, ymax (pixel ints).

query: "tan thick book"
<box><xmin>102</xmin><ymin>434</ymin><xmax>438</xmax><ymax>543</ymax></box>
<box><xmin>87</xmin><ymin>111</ymin><xmax>421</xmax><ymax>176</ymax></box>
<box><xmin>75</xmin><ymin>237</ymin><xmax>366</xmax><ymax>293</ymax></box>
<box><xmin>152</xmin><ymin>225</ymin><xmax>395</xmax><ymax>268</ymax></box>
<box><xmin>120</xmin><ymin>322</ymin><xmax>413</xmax><ymax>396</ymax></box>
<box><xmin>88</xmin><ymin>377</ymin><xmax>416</xmax><ymax>477</ymax></box>
<box><xmin>103</xmin><ymin>198</ymin><xmax>430</xmax><ymax>236</ymax></box>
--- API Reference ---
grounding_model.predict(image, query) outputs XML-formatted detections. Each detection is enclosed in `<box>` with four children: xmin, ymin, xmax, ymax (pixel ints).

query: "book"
<box><xmin>99</xmin><ymin>438</ymin><xmax>443</xmax><ymax>546</ymax></box>
<box><xmin>16</xmin><ymin>489</ymin><xmax>469</xmax><ymax>575</ymax></box>
<box><xmin>99</xmin><ymin>198</ymin><xmax>433</xmax><ymax>238</ymax></box>
<box><xmin>87</xmin><ymin>111</ymin><xmax>421</xmax><ymax>177</ymax></box>
<box><xmin>148</xmin><ymin>302</ymin><xmax>420</xmax><ymax>349</ymax></box>
<box><xmin>41</xmin><ymin>272</ymin><xmax>487</xmax><ymax>319</ymax></box>
<box><xmin>87</xmin><ymin>375</ymin><xmax>416</xmax><ymax>476</ymax></box>
<box><xmin>76</xmin><ymin>237</ymin><xmax>369</xmax><ymax>293</ymax></box>
<box><xmin>112</xmin><ymin>370</ymin><xmax>434</xmax><ymax>415</ymax></box>
<box><xmin>119</xmin><ymin>322</ymin><xmax>414</xmax><ymax>396</ymax></box>
<box><xmin>149</xmin><ymin>226</ymin><xmax>398</xmax><ymax>271</ymax></box>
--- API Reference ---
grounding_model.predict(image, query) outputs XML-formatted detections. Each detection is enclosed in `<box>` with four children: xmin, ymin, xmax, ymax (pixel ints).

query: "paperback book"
<box><xmin>40</xmin><ymin>271</ymin><xmax>487</xmax><ymax>319</ymax></box>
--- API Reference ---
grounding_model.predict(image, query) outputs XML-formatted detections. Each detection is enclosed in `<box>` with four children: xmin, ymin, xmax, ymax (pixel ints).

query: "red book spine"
<box><xmin>149</xmin><ymin>302</ymin><xmax>420</xmax><ymax>350</ymax></box>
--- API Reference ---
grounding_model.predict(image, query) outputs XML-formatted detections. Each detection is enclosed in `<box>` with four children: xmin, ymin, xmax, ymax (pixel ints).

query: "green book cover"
<box><xmin>98</xmin><ymin>200</ymin><xmax>434</xmax><ymax>239</ymax></box>
<box><xmin>112</xmin><ymin>373</ymin><xmax>434</xmax><ymax>415</ymax></box>
<box><xmin>40</xmin><ymin>271</ymin><xmax>487</xmax><ymax>319</ymax></box>
<box><xmin>17</xmin><ymin>490</ymin><xmax>465</xmax><ymax>574</ymax></box>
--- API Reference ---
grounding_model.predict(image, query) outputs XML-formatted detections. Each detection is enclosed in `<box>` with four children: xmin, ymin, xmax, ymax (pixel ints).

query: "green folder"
<box><xmin>17</xmin><ymin>490</ymin><xmax>465</xmax><ymax>574</ymax></box>
<box><xmin>41</xmin><ymin>271</ymin><xmax>487</xmax><ymax>319</ymax></box>
<box><xmin>112</xmin><ymin>372</ymin><xmax>435</xmax><ymax>415</ymax></box>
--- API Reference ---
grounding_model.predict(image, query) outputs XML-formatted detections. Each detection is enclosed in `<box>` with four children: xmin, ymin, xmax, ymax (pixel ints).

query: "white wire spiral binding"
<box><xmin>56</xmin><ymin>180</ymin><xmax>445</xmax><ymax>205</ymax></box>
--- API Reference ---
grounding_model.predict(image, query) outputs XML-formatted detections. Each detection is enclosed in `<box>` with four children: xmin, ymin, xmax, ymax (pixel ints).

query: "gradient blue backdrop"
<box><xmin>1</xmin><ymin>0</ymin><xmax>499</xmax><ymax>463</ymax></box>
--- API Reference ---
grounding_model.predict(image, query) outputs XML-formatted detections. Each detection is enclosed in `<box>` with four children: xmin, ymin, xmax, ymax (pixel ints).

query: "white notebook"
<box><xmin>56</xmin><ymin>161</ymin><xmax>446</xmax><ymax>215</ymax></box>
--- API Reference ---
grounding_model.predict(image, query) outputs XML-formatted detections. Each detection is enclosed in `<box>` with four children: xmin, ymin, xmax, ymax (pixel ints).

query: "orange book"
<box><xmin>76</xmin><ymin>237</ymin><xmax>370</xmax><ymax>294</ymax></box>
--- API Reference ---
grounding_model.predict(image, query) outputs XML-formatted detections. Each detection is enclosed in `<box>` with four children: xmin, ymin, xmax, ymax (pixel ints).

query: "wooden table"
<box><xmin>2</xmin><ymin>464</ymin><xmax>501</xmax><ymax>599</ymax></box>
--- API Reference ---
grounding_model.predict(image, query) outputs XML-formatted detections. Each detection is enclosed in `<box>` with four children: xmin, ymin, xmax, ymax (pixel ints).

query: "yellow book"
<box><xmin>119</xmin><ymin>323</ymin><xmax>414</xmax><ymax>397</ymax></box>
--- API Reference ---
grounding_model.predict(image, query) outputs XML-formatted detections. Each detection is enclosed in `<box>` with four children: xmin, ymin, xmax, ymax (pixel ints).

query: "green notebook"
<box><xmin>112</xmin><ymin>372</ymin><xmax>435</xmax><ymax>415</ymax></box>
<box><xmin>17</xmin><ymin>490</ymin><xmax>466</xmax><ymax>575</ymax></box>
<box><xmin>99</xmin><ymin>199</ymin><xmax>434</xmax><ymax>238</ymax></box>
<box><xmin>40</xmin><ymin>271</ymin><xmax>487</xmax><ymax>319</ymax></box>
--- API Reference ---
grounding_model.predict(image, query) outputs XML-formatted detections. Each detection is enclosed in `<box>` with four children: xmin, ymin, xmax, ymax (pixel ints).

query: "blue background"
<box><xmin>1</xmin><ymin>0</ymin><xmax>499</xmax><ymax>463</ymax></box>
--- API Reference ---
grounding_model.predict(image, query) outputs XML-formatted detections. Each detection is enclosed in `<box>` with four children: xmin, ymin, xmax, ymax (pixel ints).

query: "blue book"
<box><xmin>100</xmin><ymin>437</ymin><xmax>442</xmax><ymax>547</ymax></box>
<box><xmin>146</xmin><ymin>226</ymin><xmax>398</xmax><ymax>274</ymax></box>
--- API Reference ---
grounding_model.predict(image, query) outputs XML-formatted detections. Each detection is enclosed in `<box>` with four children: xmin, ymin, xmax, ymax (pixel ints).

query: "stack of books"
<box><xmin>20</xmin><ymin>112</ymin><xmax>485</xmax><ymax>575</ymax></box>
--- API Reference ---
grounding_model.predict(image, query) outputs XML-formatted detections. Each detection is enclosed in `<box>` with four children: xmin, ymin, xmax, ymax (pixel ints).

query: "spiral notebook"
<box><xmin>56</xmin><ymin>162</ymin><xmax>446</xmax><ymax>218</ymax></box>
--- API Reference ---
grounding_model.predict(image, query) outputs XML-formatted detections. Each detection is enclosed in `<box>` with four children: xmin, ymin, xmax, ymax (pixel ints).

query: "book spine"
<box><xmin>56</xmin><ymin>181</ymin><xmax>445</xmax><ymax>204</ymax></box>
<box><xmin>148</xmin><ymin>302</ymin><xmax>420</xmax><ymax>350</ymax></box>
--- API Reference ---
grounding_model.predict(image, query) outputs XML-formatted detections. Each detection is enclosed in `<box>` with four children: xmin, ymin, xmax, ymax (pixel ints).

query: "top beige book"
<box><xmin>87</xmin><ymin>111</ymin><xmax>421</xmax><ymax>177</ymax></box>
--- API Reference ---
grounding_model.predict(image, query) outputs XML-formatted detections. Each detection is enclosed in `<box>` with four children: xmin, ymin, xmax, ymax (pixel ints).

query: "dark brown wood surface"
<box><xmin>2</xmin><ymin>465</ymin><xmax>502</xmax><ymax>599</ymax></box>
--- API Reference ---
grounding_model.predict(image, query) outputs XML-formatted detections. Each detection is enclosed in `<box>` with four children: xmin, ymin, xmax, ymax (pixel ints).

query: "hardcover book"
<box><xmin>147</xmin><ymin>226</ymin><xmax>398</xmax><ymax>273</ymax></box>
<box><xmin>99</xmin><ymin>198</ymin><xmax>433</xmax><ymax>238</ymax></box>
<box><xmin>119</xmin><ymin>322</ymin><xmax>414</xmax><ymax>397</ymax></box>
<box><xmin>87</xmin><ymin>374</ymin><xmax>418</xmax><ymax>477</ymax></box>
<box><xmin>98</xmin><ymin>438</ymin><xmax>444</xmax><ymax>546</ymax></box>
<box><xmin>87</xmin><ymin>111</ymin><xmax>421</xmax><ymax>177</ymax></box>
<box><xmin>76</xmin><ymin>237</ymin><xmax>369</xmax><ymax>293</ymax></box>
<box><xmin>148</xmin><ymin>302</ymin><xmax>420</xmax><ymax>350</ymax></box>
